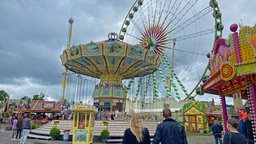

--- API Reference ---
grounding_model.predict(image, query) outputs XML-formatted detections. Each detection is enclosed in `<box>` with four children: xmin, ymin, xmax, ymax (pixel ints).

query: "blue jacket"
<box><xmin>212</xmin><ymin>123</ymin><xmax>223</xmax><ymax>137</ymax></box>
<box><xmin>153</xmin><ymin>118</ymin><xmax>187</xmax><ymax>144</ymax></box>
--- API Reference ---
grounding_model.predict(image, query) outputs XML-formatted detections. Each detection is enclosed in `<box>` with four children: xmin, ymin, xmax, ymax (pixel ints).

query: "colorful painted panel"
<box><xmin>69</xmin><ymin>45</ymin><xmax>81</xmax><ymax>60</ymax></box>
<box><xmin>93</xmin><ymin>87</ymin><xmax>100</xmax><ymax>97</ymax></box>
<box><xmin>239</xmin><ymin>25</ymin><xmax>256</xmax><ymax>63</ymax></box>
<box><xmin>113</xmin><ymin>87</ymin><xmax>124</xmax><ymax>97</ymax></box>
<box><xmin>197</xmin><ymin>115</ymin><xmax>204</xmax><ymax>123</ymax></box>
<box><xmin>67</xmin><ymin>61</ymin><xmax>84</xmax><ymax>70</ymax></box>
<box><xmin>108</xmin><ymin>56</ymin><xmax>121</xmax><ymax>67</ymax></box>
<box><xmin>121</xmin><ymin>57</ymin><xmax>136</xmax><ymax>67</ymax></box>
<box><xmin>105</xmin><ymin>41</ymin><xmax>125</xmax><ymax>56</ymax></box>
<box><xmin>74</xmin><ymin>130</ymin><xmax>87</xmax><ymax>142</ymax></box>
<box><xmin>89</xmin><ymin>56</ymin><xmax>105</xmax><ymax>67</ymax></box>
<box><xmin>236</xmin><ymin>62</ymin><xmax>256</xmax><ymax>76</ymax></box>
<box><xmin>82</xmin><ymin>42</ymin><xmax>102</xmax><ymax>56</ymax></box>
<box><xmin>209</xmin><ymin>40</ymin><xmax>232</xmax><ymax>75</ymax></box>
<box><xmin>145</xmin><ymin>50</ymin><xmax>157</xmax><ymax>63</ymax></box>
<box><xmin>127</xmin><ymin>45</ymin><xmax>145</xmax><ymax>59</ymax></box>
<box><xmin>76</xmin><ymin>57</ymin><xmax>93</xmax><ymax>67</ymax></box>
<box><xmin>132</xmin><ymin>61</ymin><xmax>149</xmax><ymax>69</ymax></box>
<box><xmin>102</xmin><ymin>87</ymin><xmax>111</xmax><ymax>97</ymax></box>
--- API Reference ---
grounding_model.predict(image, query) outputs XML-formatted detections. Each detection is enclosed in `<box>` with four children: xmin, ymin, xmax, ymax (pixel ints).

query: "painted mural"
<box><xmin>102</xmin><ymin>87</ymin><xmax>111</xmax><ymax>97</ymax></box>
<box><xmin>82</xmin><ymin>42</ymin><xmax>101</xmax><ymax>56</ymax></box>
<box><xmin>106</xmin><ymin>41</ymin><xmax>124</xmax><ymax>55</ymax></box>
<box><xmin>113</xmin><ymin>87</ymin><xmax>122</xmax><ymax>97</ymax></box>
<box><xmin>121</xmin><ymin>57</ymin><xmax>136</xmax><ymax>67</ymax></box>
<box><xmin>182</xmin><ymin>101</ymin><xmax>209</xmax><ymax>132</ymax></box>
<box><xmin>90</xmin><ymin>56</ymin><xmax>105</xmax><ymax>67</ymax></box>
<box><xmin>74</xmin><ymin>130</ymin><xmax>87</xmax><ymax>142</ymax></box>
<box><xmin>145</xmin><ymin>50</ymin><xmax>157</xmax><ymax>63</ymax></box>
<box><xmin>128</xmin><ymin>45</ymin><xmax>144</xmax><ymax>58</ymax></box>
<box><xmin>209</xmin><ymin>38</ymin><xmax>232</xmax><ymax>75</ymax></box>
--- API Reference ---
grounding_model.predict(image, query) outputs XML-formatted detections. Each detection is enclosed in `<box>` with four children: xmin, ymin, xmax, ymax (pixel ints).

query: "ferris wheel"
<box><xmin>119</xmin><ymin>0</ymin><xmax>223</xmax><ymax>101</ymax></box>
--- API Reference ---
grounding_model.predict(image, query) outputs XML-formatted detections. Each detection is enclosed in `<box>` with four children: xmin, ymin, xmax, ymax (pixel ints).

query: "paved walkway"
<box><xmin>0</xmin><ymin>123</ymin><xmax>215</xmax><ymax>144</ymax></box>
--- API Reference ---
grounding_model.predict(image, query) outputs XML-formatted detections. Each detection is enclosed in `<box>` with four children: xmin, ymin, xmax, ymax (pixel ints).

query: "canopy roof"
<box><xmin>22</xmin><ymin>100</ymin><xmax>62</xmax><ymax>113</ymax></box>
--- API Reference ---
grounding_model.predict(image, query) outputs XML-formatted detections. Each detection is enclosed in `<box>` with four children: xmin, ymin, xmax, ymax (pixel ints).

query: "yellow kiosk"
<box><xmin>70</xmin><ymin>105</ymin><xmax>97</xmax><ymax>144</ymax></box>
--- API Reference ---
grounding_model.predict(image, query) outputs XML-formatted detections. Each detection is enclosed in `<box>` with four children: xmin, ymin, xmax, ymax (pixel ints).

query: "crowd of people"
<box><xmin>96</xmin><ymin>108</ymin><xmax>120</xmax><ymax>121</ymax></box>
<box><xmin>211</xmin><ymin>110</ymin><xmax>254</xmax><ymax>144</ymax></box>
<box><xmin>9</xmin><ymin>114</ymin><xmax>31</xmax><ymax>144</ymax></box>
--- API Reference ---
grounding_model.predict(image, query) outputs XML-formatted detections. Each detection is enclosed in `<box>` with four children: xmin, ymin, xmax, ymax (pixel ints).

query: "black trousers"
<box><xmin>16</xmin><ymin>128</ymin><xmax>22</xmax><ymax>139</ymax></box>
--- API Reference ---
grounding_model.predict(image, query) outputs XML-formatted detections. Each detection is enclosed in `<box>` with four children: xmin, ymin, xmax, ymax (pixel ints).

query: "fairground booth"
<box><xmin>202</xmin><ymin>24</ymin><xmax>256</xmax><ymax>140</ymax></box>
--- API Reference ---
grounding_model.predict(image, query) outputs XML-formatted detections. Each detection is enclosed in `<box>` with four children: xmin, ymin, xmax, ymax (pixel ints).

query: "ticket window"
<box><xmin>78</xmin><ymin>113</ymin><xmax>85</xmax><ymax>129</ymax></box>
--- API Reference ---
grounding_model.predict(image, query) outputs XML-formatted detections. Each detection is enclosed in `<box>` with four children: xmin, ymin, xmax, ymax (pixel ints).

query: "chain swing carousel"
<box><xmin>60</xmin><ymin>0</ymin><xmax>223</xmax><ymax>142</ymax></box>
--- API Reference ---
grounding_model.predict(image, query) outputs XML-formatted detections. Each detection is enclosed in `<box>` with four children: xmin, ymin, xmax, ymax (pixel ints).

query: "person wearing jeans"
<box><xmin>16</xmin><ymin>116</ymin><xmax>23</xmax><ymax>139</ymax></box>
<box><xmin>212</xmin><ymin>120</ymin><xmax>223</xmax><ymax>144</ymax></box>
<box><xmin>20</xmin><ymin>114</ymin><xmax>31</xmax><ymax>144</ymax></box>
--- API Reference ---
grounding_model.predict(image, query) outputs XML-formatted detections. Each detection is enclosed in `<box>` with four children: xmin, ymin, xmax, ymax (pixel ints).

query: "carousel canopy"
<box><xmin>60</xmin><ymin>33</ymin><xmax>161</xmax><ymax>79</ymax></box>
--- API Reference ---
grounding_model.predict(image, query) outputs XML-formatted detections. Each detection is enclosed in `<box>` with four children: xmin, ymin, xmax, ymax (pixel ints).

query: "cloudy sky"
<box><xmin>0</xmin><ymin>0</ymin><xmax>255</xmax><ymax>104</ymax></box>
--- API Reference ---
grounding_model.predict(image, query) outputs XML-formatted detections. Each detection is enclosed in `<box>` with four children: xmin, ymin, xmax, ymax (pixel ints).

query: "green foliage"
<box><xmin>203</xmin><ymin>115</ymin><xmax>209</xmax><ymax>132</ymax></box>
<box><xmin>32</xmin><ymin>123</ymin><xmax>37</xmax><ymax>129</ymax></box>
<box><xmin>100</xmin><ymin>128</ymin><xmax>110</xmax><ymax>139</ymax></box>
<box><xmin>50</xmin><ymin>127</ymin><xmax>61</xmax><ymax>138</ymax></box>
<box><xmin>0</xmin><ymin>90</ymin><xmax>9</xmax><ymax>101</ymax></box>
<box><xmin>0</xmin><ymin>101</ymin><xmax>3</xmax><ymax>108</ymax></box>
<box><xmin>20</xmin><ymin>96</ymin><xmax>31</xmax><ymax>101</ymax></box>
<box><xmin>183</xmin><ymin>101</ymin><xmax>206</xmax><ymax>113</ymax></box>
<box><xmin>33</xmin><ymin>95</ymin><xmax>42</xmax><ymax>100</ymax></box>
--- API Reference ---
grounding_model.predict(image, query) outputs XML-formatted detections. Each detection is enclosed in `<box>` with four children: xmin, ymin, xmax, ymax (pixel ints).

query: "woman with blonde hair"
<box><xmin>122</xmin><ymin>114</ymin><xmax>150</xmax><ymax>144</ymax></box>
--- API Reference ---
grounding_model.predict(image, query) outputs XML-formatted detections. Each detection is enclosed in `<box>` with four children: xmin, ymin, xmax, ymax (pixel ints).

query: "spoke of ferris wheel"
<box><xmin>125</xmin><ymin>32</ymin><xmax>142</xmax><ymax>41</ymax></box>
<box><xmin>146</xmin><ymin>0</ymin><xmax>152</xmax><ymax>29</ymax></box>
<box><xmin>163</xmin><ymin>0</ymin><xmax>198</xmax><ymax>32</ymax></box>
<box><xmin>134</xmin><ymin>11</ymin><xmax>147</xmax><ymax>36</ymax></box>
<box><xmin>160</xmin><ymin>45</ymin><xmax>206</xmax><ymax>56</ymax></box>
<box><xmin>152</xmin><ymin>0</ymin><xmax>159</xmax><ymax>27</ymax></box>
<box><xmin>160</xmin><ymin>0</ymin><xmax>181</xmax><ymax>29</ymax></box>
<box><xmin>166</xmin><ymin>6</ymin><xmax>212</xmax><ymax>36</ymax></box>
<box><xmin>130</xmin><ymin>19</ymin><xmax>145</xmax><ymax>37</ymax></box>
<box><xmin>156</xmin><ymin>0</ymin><xmax>169</xmax><ymax>27</ymax></box>
<box><xmin>166</xmin><ymin>28</ymin><xmax>214</xmax><ymax>42</ymax></box>
<box><xmin>137</xmin><ymin>6</ymin><xmax>150</xmax><ymax>36</ymax></box>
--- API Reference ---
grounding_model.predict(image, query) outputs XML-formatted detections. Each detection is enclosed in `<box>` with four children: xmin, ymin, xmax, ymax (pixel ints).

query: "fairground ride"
<box><xmin>60</xmin><ymin>0</ymin><xmax>223</xmax><ymax>113</ymax></box>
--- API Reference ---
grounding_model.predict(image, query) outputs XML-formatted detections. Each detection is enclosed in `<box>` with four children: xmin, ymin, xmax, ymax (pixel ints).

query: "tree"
<box><xmin>20</xmin><ymin>96</ymin><xmax>31</xmax><ymax>105</ymax></box>
<box><xmin>0</xmin><ymin>90</ymin><xmax>9</xmax><ymax>101</ymax></box>
<box><xmin>20</xmin><ymin>96</ymin><xmax>30</xmax><ymax>101</ymax></box>
<box><xmin>32</xmin><ymin>94</ymin><xmax>43</xmax><ymax>100</ymax></box>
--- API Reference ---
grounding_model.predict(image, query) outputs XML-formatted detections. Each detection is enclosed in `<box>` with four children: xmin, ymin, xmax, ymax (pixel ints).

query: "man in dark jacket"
<box><xmin>153</xmin><ymin>108</ymin><xmax>187</xmax><ymax>144</ymax></box>
<box><xmin>244</xmin><ymin>112</ymin><xmax>254</xmax><ymax>144</ymax></box>
<box><xmin>212</xmin><ymin>120</ymin><xmax>223</xmax><ymax>144</ymax></box>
